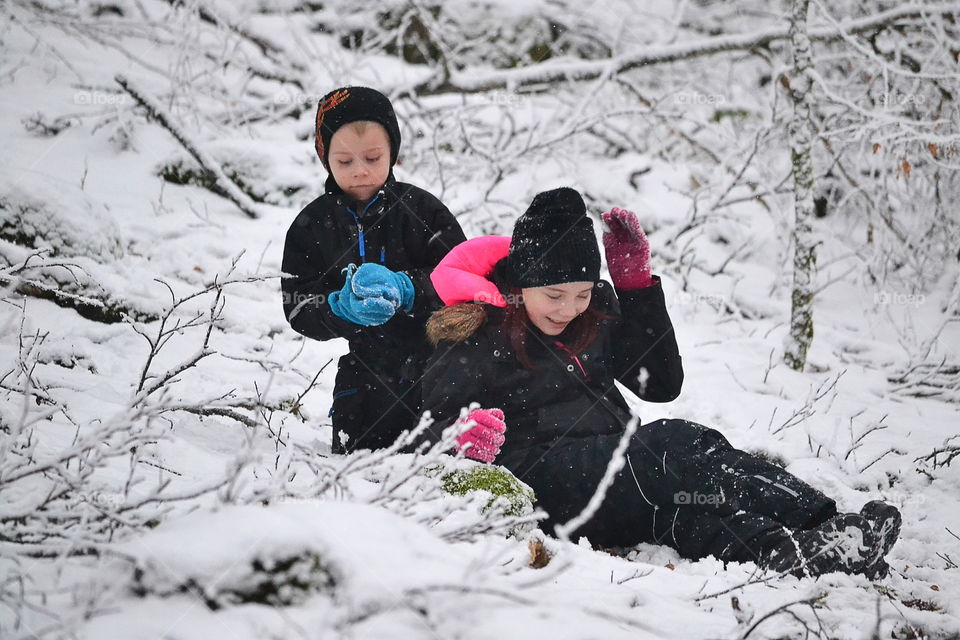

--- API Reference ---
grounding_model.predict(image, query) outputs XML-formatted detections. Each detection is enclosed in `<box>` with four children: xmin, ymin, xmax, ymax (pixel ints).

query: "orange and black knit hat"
<box><xmin>314</xmin><ymin>86</ymin><xmax>401</xmax><ymax>169</ymax></box>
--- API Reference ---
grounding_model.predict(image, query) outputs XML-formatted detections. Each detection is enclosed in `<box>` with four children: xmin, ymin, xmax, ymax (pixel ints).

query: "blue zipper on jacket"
<box><xmin>345</xmin><ymin>194</ymin><xmax>382</xmax><ymax>264</ymax></box>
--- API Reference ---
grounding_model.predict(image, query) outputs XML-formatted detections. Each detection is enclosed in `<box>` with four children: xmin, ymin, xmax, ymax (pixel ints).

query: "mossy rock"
<box><xmin>438</xmin><ymin>465</ymin><xmax>535</xmax><ymax>520</ymax></box>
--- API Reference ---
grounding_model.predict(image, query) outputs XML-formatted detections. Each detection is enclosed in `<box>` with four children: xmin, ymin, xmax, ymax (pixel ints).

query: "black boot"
<box><xmin>859</xmin><ymin>501</ymin><xmax>901</xmax><ymax>579</ymax></box>
<box><xmin>758</xmin><ymin>513</ymin><xmax>878</xmax><ymax>577</ymax></box>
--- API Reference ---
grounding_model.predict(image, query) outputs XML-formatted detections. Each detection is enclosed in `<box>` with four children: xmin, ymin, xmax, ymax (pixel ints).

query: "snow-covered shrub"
<box><xmin>0</xmin><ymin>173</ymin><xmax>156</xmax><ymax>322</ymax></box>
<box><xmin>131</xmin><ymin>549</ymin><xmax>336</xmax><ymax>609</ymax></box>
<box><xmin>157</xmin><ymin>142</ymin><xmax>307</xmax><ymax>207</ymax></box>
<box><xmin>119</xmin><ymin>502</ymin><xmax>474</xmax><ymax>611</ymax></box>
<box><xmin>313</xmin><ymin>0</ymin><xmax>614</xmax><ymax>70</ymax></box>
<box><xmin>0</xmin><ymin>175</ymin><xmax>124</xmax><ymax>260</ymax></box>
<box><xmin>281</xmin><ymin>424</ymin><xmax>543</xmax><ymax>544</ymax></box>
<box><xmin>125</xmin><ymin>506</ymin><xmax>340</xmax><ymax>609</ymax></box>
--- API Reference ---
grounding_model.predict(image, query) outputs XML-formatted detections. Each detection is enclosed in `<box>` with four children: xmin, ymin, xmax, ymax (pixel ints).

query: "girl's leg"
<box><xmin>648</xmin><ymin>419</ymin><xmax>837</xmax><ymax>529</ymax></box>
<box><xmin>507</xmin><ymin>425</ymin><xmax>892</xmax><ymax>576</ymax></box>
<box><xmin>657</xmin><ymin>506</ymin><xmax>885</xmax><ymax>577</ymax></box>
<box><xmin>506</xmin><ymin>422</ymin><xmax>798</xmax><ymax>549</ymax></box>
<box><xmin>657</xmin><ymin>506</ymin><xmax>787</xmax><ymax>565</ymax></box>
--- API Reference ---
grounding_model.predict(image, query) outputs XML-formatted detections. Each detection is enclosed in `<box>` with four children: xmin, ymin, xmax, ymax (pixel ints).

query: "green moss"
<box><xmin>439</xmin><ymin>465</ymin><xmax>535</xmax><ymax>519</ymax></box>
<box><xmin>159</xmin><ymin>158</ymin><xmax>305</xmax><ymax>206</ymax></box>
<box><xmin>159</xmin><ymin>159</ymin><xmax>265</xmax><ymax>204</ymax></box>
<box><xmin>711</xmin><ymin>108</ymin><xmax>752</xmax><ymax>123</ymax></box>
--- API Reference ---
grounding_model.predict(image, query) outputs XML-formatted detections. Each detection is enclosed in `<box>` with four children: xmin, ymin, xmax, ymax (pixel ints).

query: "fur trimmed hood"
<box><xmin>426</xmin><ymin>303</ymin><xmax>489</xmax><ymax>346</ymax></box>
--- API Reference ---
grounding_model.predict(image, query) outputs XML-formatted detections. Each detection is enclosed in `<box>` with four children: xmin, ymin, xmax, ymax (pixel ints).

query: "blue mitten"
<box><xmin>328</xmin><ymin>265</ymin><xmax>397</xmax><ymax>326</ymax></box>
<box><xmin>329</xmin><ymin>292</ymin><xmax>395</xmax><ymax>326</ymax></box>
<box><xmin>351</xmin><ymin>263</ymin><xmax>415</xmax><ymax>313</ymax></box>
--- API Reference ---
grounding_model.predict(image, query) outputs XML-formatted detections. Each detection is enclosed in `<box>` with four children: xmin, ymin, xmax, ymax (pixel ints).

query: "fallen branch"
<box><xmin>0</xmin><ymin>251</ymin><xmax>156</xmax><ymax>324</ymax></box>
<box><xmin>407</xmin><ymin>4</ymin><xmax>959</xmax><ymax>95</ymax></box>
<box><xmin>115</xmin><ymin>74</ymin><xmax>261</xmax><ymax>219</ymax></box>
<box><xmin>0</xmin><ymin>273</ymin><xmax>153</xmax><ymax>324</ymax></box>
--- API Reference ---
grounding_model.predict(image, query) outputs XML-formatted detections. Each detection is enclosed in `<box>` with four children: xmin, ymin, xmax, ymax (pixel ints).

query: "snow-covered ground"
<box><xmin>2</xmin><ymin>2</ymin><xmax>958</xmax><ymax>639</ymax></box>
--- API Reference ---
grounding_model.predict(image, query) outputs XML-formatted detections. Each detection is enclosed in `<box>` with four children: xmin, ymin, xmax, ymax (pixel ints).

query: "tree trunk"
<box><xmin>784</xmin><ymin>0</ymin><xmax>817</xmax><ymax>372</ymax></box>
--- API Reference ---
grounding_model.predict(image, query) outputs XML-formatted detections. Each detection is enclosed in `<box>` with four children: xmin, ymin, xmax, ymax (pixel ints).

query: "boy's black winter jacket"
<box><xmin>281</xmin><ymin>176</ymin><xmax>466</xmax><ymax>450</ymax></box>
<box><xmin>283</xmin><ymin>176</ymin><xmax>465</xmax><ymax>366</ymax></box>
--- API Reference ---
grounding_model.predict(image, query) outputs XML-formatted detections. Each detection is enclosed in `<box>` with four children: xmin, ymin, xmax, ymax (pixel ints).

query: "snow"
<box><xmin>2</xmin><ymin>2</ymin><xmax>959</xmax><ymax>639</ymax></box>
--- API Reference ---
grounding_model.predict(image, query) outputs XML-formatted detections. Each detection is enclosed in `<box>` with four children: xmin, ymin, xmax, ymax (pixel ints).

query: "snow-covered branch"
<box><xmin>406</xmin><ymin>4</ymin><xmax>960</xmax><ymax>94</ymax></box>
<box><xmin>115</xmin><ymin>74</ymin><xmax>262</xmax><ymax>219</ymax></box>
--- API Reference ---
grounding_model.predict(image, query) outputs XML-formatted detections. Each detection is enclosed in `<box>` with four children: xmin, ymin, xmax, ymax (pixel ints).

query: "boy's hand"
<box><xmin>601</xmin><ymin>207</ymin><xmax>653</xmax><ymax>290</ymax></box>
<box><xmin>327</xmin><ymin>264</ymin><xmax>398</xmax><ymax>326</ymax></box>
<box><xmin>352</xmin><ymin>263</ymin><xmax>415</xmax><ymax>312</ymax></box>
<box><xmin>328</xmin><ymin>289</ymin><xmax>396</xmax><ymax>326</ymax></box>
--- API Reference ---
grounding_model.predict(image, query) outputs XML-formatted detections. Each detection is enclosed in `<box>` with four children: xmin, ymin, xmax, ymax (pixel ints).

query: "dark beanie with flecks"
<box><xmin>314</xmin><ymin>86</ymin><xmax>401</xmax><ymax>169</ymax></box>
<box><xmin>505</xmin><ymin>187</ymin><xmax>601</xmax><ymax>288</ymax></box>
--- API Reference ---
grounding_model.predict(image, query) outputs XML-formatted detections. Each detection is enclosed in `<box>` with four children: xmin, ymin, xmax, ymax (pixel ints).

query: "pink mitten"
<box><xmin>602</xmin><ymin>207</ymin><xmax>653</xmax><ymax>290</ymax></box>
<box><xmin>455</xmin><ymin>408</ymin><xmax>506</xmax><ymax>463</ymax></box>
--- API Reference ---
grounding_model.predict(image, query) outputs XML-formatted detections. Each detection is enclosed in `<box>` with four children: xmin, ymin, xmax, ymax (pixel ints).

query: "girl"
<box><xmin>422</xmin><ymin>187</ymin><xmax>900</xmax><ymax>578</ymax></box>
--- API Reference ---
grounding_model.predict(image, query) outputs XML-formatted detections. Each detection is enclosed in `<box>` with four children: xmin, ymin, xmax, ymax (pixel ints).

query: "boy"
<box><xmin>281</xmin><ymin>86</ymin><xmax>466</xmax><ymax>453</ymax></box>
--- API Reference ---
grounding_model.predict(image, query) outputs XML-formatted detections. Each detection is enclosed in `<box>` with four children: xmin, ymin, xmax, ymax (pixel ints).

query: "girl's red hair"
<box><xmin>501</xmin><ymin>287</ymin><xmax>609</xmax><ymax>370</ymax></box>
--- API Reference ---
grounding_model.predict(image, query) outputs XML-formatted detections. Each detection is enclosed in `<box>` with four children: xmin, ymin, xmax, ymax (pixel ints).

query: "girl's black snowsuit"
<box><xmin>423</xmin><ymin>277</ymin><xmax>838</xmax><ymax>563</ymax></box>
<box><xmin>281</xmin><ymin>175</ymin><xmax>466</xmax><ymax>453</ymax></box>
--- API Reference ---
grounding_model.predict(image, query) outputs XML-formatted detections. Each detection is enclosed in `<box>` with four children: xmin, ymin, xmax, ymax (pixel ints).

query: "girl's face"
<box><xmin>521</xmin><ymin>282</ymin><xmax>594</xmax><ymax>336</ymax></box>
<box><xmin>328</xmin><ymin>123</ymin><xmax>390</xmax><ymax>203</ymax></box>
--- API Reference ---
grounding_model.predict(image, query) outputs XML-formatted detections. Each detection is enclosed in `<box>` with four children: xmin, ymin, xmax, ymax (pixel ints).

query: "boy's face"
<box><xmin>328</xmin><ymin>123</ymin><xmax>391</xmax><ymax>203</ymax></box>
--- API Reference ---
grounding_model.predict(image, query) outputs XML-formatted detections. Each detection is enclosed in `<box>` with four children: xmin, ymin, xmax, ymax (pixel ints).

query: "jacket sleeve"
<box><xmin>400</xmin><ymin>192</ymin><xmax>467</xmax><ymax>319</ymax></box>
<box><xmin>281</xmin><ymin>209</ymin><xmax>363</xmax><ymax>342</ymax></box>
<box><xmin>418</xmin><ymin>335</ymin><xmax>489</xmax><ymax>444</ymax></box>
<box><xmin>602</xmin><ymin>276</ymin><xmax>684</xmax><ymax>402</ymax></box>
